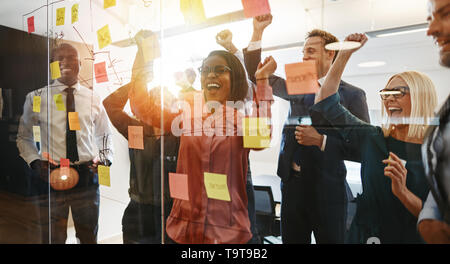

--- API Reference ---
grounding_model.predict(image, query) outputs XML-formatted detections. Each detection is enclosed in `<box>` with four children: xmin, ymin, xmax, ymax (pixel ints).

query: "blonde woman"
<box><xmin>310</xmin><ymin>33</ymin><xmax>438</xmax><ymax>243</ymax></box>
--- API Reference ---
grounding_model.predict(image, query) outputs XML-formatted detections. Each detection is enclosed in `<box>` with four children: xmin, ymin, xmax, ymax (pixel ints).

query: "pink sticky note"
<box><xmin>60</xmin><ymin>158</ymin><xmax>70</xmax><ymax>167</ymax></box>
<box><xmin>94</xmin><ymin>62</ymin><xmax>108</xmax><ymax>83</ymax></box>
<box><xmin>128</xmin><ymin>126</ymin><xmax>144</xmax><ymax>150</ymax></box>
<box><xmin>27</xmin><ymin>16</ymin><xmax>35</xmax><ymax>34</ymax></box>
<box><xmin>285</xmin><ymin>61</ymin><xmax>319</xmax><ymax>95</ymax></box>
<box><xmin>241</xmin><ymin>0</ymin><xmax>271</xmax><ymax>18</ymax></box>
<box><xmin>169</xmin><ymin>173</ymin><xmax>189</xmax><ymax>201</ymax></box>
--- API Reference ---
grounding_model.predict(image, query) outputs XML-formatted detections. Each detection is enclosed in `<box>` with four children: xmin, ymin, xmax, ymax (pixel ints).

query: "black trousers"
<box><xmin>280</xmin><ymin>171</ymin><xmax>347</xmax><ymax>244</ymax></box>
<box><xmin>122</xmin><ymin>200</ymin><xmax>172</xmax><ymax>244</ymax></box>
<box><xmin>39</xmin><ymin>165</ymin><xmax>100</xmax><ymax>244</ymax></box>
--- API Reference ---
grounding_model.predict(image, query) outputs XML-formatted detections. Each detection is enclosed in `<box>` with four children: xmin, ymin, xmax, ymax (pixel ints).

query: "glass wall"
<box><xmin>0</xmin><ymin>0</ymin><xmax>449</xmax><ymax>244</ymax></box>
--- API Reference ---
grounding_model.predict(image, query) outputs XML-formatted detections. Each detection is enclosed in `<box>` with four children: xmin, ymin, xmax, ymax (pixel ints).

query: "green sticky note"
<box><xmin>204</xmin><ymin>172</ymin><xmax>231</xmax><ymax>202</ymax></box>
<box><xmin>33</xmin><ymin>96</ymin><xmax>41</xmax><ymax>113</ymax></box>
<box><xmin>53</xmin><ymin>94</ymin><xmax>65</xmax><ymax>111</ymax></box>
<box><xmin>50</xmin><ymin>61</ymin><xmax>61</xmax><ymax>80</ymax></box>
<box><xmin>56</xmin><ymin>7</ymin><xmax>65</xmax><ymax>26</ymax></box>
<box><xmin>242</xmin><ymin>117</ymin><xmax>271</xmax><ymax>148</ymax></box>
<box><xmin>98</xmin><ymin>165</ymin><xmax>111</xmax><ymax>187</ymax></box>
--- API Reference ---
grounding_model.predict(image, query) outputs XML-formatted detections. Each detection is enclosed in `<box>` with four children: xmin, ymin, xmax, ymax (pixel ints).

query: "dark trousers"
<box><xmin>246</xmin><ymin>160</ymin><xmax>261</xmax><ymax>244</ymax></box>
<box><xmin>122</xmin><ymin>200</ymin><xmax>172</xmax><ymax>244</ymax></box>
<box><xmin>39</xmin><ymin>166</ymin><xmax>100</xmax><ymax>244</ymax></box>
<box><xmin>280</xmin><ymin>172</ymin><xmax>347</xmax><ymax>244</ymax></box>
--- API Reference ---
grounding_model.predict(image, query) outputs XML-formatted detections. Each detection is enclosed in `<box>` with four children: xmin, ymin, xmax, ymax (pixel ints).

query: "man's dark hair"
<box><xmin>203</xmin><ymin>50</ymin><xmax>248</xmax><ymax>101</ymax></box>
<box><xmin>306</xmin><ymin>29</ymin><xmax>339</xmax><ymax>62</ymax></box>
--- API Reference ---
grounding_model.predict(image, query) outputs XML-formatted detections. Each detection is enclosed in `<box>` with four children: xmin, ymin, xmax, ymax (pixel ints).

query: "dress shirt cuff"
<box><xmin>247</xmin><ymin>41</ymin><xmax>262</xmax><ymax>51</ymax></box>
<box><xmin>320</xmin><ymin>134</ymin><xmax>327</xmax><ymax>152</ymax></box>
<box><xmin>21</xmin><ymin>152</ymin><xmax>42</xmax><ymax>167</ymax></box>
<box><xmin>418</xmin><ymin>193</ymin><xmax>442</xmax><ymax>226</ymax></box>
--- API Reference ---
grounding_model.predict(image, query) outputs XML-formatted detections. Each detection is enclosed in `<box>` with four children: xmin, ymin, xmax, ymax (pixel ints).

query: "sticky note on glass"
<box><xmin>33</xmin><ymin>96</ymin><xmax>41</xmax><ymax>113</ymax></box>
<box><xmin>204</xmin><ymin>172</ymin><xmax>231</xmax><ymax>201</ymax></box>
<box><xmin>128</xmin><ymin>126</ymin><xmax>144</xmax><ymax>150</ymax></box>
<box><xmin>98</xmin><ymin>165</ymin><xmax>111</xmax><ymax>187</ymax></box>
<box><xmin>142</xmin><ymin>35</ymin><xmax>161</xmax><ymax>63</ymax></box>
<box><xmin>180</xmin><ymin>0</ymin><xmax>206</xmax><ymax>25</ymax></box>
<box><xmin>27</xmin><ymin>16</ymin><xmax>35</xmax><ymax>33</ymax></box>
<box><xmin>285</xmin><ymin>61</ymin><xmax>319</xmax><ymax>95</ymax></box>
<box><xmin>104</xmin><ymin>0</ymin><xmax>116</xmax><ymax>9</ymax></box>
<box><xmin>33</xmin><ymin>126</ymin><xmax>41</xmax><ymax>142</ymax></box>
<box><xmin>97</xmin><ymin>25</ymin><xmax>112</xmax><ymax>50</ymax></box>
<box><xmin>54</xmin><ymin>94</ymin><xmax>65</xmax><ymax>111</ymax></box>
<box><xmin>241</xmin><ymin>0</ymin><xmax>271</xmax><ymax>18</ymax></box>
<box><xmin>56</xmin><ymin>7</ymin><xmax>65</xmax><ymax>26</ymax></box>
<box><xmin>60</xmin><ymin>158</ymin><xmax>70</xmax><ymax>168</ymax></box>
<box><xmin>71</xmin><ymin>4</ymin><xmax>79</xmax><ymax>24</ymax></box>
<box><xmin>94</xmin><ymin>62</ymin><xmax>108</xmax><ymax>83</ymax></box>
<box><xmin>68</xmin><ymin>112</ymin><xmax>81</xmax><ymax>130</ymax></box>
<box><xmin>242</xmin><ymin>117</ymin><xmax>271</xmax><ymax>148</ymax></box>
<box><xmin>169</xmin><ymin>173</ymin><xmax>189</xmax><ymax>201</ymax></box>
<box><xmin>50</xmin><ymin>61</ymin><xmax>61</xmax><ymax>80</ymax></box>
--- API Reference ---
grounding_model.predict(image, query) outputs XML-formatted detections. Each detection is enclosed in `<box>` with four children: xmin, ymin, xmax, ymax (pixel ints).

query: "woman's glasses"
<box><xmin>379</xmin><ymin>86</ymin><xmax>410</xmax><ymax>100</ymax></box>
<box><xmin>198</xmin><ymin>65</ymin><xmax>232</xmax><ymax>77</ymax></box>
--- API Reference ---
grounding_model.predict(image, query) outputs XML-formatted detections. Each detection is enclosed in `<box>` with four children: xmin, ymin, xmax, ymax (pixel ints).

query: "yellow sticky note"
<box><xmin>53</xmin><ymin>94</ymin><xmax>65</xmax><ymax>111</ymax></box>
<box><xmin>50</xmin><ymin>61</ymin><xmax>61</xmax><ymax>80</ymax></box>
<box><xmin>33</xmin><ymin>126</ymin><xmax>41</xmax><ymax>142</ymax></box>
<box><xmin>180</xmin><ymin>0</ymin><xmax>206</xmax><ymax>25</ymax></box>
<box><xmin>71</xmin><ymin>4</ymin><xmax>79</xmax><ymax>24</ymax></box>
<box><xmin>204</xmin><ymin>172</ymin><xmax>231</xmax><ymax>202</ymax></box>
<box><xmin>56</xmin><ymin>7</ymin><xmax>65</xmax><ymax>26</ymax></box>
<box><xmin>142</xmin><ymin>35</ymin><xmax>161</xmax><ymax>63</ymax></box>
<box><xmin>98</xmin><ymin>165</ymin><xmax>111</xmax><ymax>187</ymax></box>
<box><xmin>242</xmin><ymin>117</ymin><xmax>271</xmax><ymax>148</ymax></box>
<box><xmin>97</xmin><ymin>24</ymin><xmax>112</xmax><ymax>50</ymax></box>
<box><xmin>104</xmin><ymin>0</ymin><xmax>116</xmax><ymax>9</ymax></box>
<box><xmin>33</xmin><ymin>96</ymin><xmax>41</xmax><ymax>113</ymax></box>
<box><xmin>68</xmin><ymin>112</ymin><xmax>81</xmax><ymax>130</ymax></box>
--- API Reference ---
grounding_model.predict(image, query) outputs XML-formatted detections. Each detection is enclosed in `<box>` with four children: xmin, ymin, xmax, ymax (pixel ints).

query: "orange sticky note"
<box><xmin>241</xmin><ymin>0</ymin><xmax>271</xmax><ymax>18</ymax></box>
<box><xmin>285</xmin><ymin>61</ymin><xmax>319</xmax><ymax>95</ymax></box>
<box><xmin>32</xmin><ymin>126</ymin><xmax>41</xmax><ymax>142</ymax></box>
<box><xmin>180</xmin><ymin>0</ymin><xmax>206</xmax><ymax>25</ymax></box>
<box><xmin>33</xmin><ymin>96</ymin><xmax>41</xmax><ymax>113</ymax></box>
<box><xmin>53</xmin><ymin>94</ymin><xmax>66</xmax><ymax>111</ymax></box>
<box><xmin>94</xmin><ymin>62</ymin><xmax>108</xmax><ymax>83</ymax></box>
<box><xmin>68</xmin><ymin>112</ymin><xmax>81</xmax><ymax>130</ymax></box>
<box><xmin>242</xmin><ymin>117</ymin><xmax>271</xmax><ymax>148</ymax></box>
<box><xmin>142</xmin><ymin>35</ymin><xmax>161</xmax><ymax>63</ymax></box>
<box><xmin>60</xmin><ymin>158</ymin><xmax>70</xmax><ymax>167</ymax></box>
<box><xmin>104</xmin><ymin>0</ymin><xmax>116</xmax><ymax>9</ymax></box>
<box><xmin>169</xmin><ymin>173</ymin><xmax>189</xmax><ymax>201</ymax></box>
<box><xmin>97</xmin><ymin>25</ymin><xmax>112</xmax><ymax>50</ymax></box>
<box><xmin>98</xmin><ymin>165</ymin><xmax>111</xmax><ymax>187</ymax></box>
<box><xmin>27</xmin><ymin>16</ymin><xmax>35</xmax><ymax>33</ymax></box>
<box><xmin>50</xmin><ymin>61</ymin><xmax>61</xmax><ymax>80</ymax></box>
<box><xmin>128</xmin><ymin>126</ymin><xmax>144</xmax><ymax>150</ymax></box>
<box><xmin>56</xmin><ymin>7</ymin><xmax>65</xmax><ymax>26</ymax></box>
<box><xmin>204</xmin><ymin>172</ymin><xmax>231</xmax><ymax>202</ymax></box>
<box><xmin>71</xmin><ymin>4</ymin><xmax>79</xmax><ymax>24</ymax></box>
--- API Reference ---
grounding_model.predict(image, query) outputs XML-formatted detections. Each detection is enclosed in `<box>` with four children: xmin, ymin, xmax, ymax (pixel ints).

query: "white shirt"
<box><xmin>17</xmin><ymin>80</ymin><xmax>114</xmax><ymax>165</ymax></box>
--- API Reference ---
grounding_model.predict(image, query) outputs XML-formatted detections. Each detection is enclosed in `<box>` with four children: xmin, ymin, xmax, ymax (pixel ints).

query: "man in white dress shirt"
<box><xmin>16</xmin><ymin>43</ymin><xmax>113</xmax><ymax>244</ymax></box>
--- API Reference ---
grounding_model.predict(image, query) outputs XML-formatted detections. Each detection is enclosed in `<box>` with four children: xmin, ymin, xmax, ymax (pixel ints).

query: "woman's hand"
<box><xmin>131</xmin><ymin>30</ymin><xmax>155</xmax><ymax>82</ymax></box>
<box><xmin>295</xmin><ymin>125</ymin><xmax>324</xmax><ymax>148</ymax></box>
<box><xmin>341</xmin><ymin>33</ymin><xmax>368</xmax><ymax>54</ymax></box>
<box><xmin>383</xmin><ymin>152</ymin><xmax>408</xmax><ymax>198</ymax></box>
